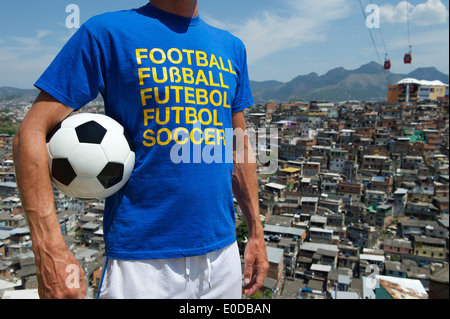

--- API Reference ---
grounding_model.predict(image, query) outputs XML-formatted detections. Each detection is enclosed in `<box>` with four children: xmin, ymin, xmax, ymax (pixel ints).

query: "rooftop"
<box><xmin>397</xmin><ymin>78</ymin><xmax>448</xmax><ymax>86</ymax></box>
<box><xmin>265</xmin><ymin>182</ymin><xmax>286</xmax><ymax>190</ymax></box>
<box><xmin>264</xmin><ymin>224</ymin><xmax>305</xmax><ymax>237</ymax></box>
<box><xmin>266</xmin><ymin>246</ymin><xmax>284</xmax><ymax>264</ymax></box>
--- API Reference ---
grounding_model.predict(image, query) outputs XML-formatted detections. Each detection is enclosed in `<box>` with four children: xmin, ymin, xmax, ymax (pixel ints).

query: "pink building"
<box><xmin>383</xmin><ymin>238</ymin><xmax>412</xmax><ymax>255</ymax></box>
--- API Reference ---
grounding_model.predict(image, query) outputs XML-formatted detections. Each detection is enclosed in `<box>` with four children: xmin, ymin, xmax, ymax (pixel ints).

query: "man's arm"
<box><xmin>232</xmin><ymin>111</ymin><xmax>268</xmax><ymax>297</ymax></box>
<box><xmin>13</xmin><ymin>91</ymin><xmax>86</xmax><ymax>299</ymax></box>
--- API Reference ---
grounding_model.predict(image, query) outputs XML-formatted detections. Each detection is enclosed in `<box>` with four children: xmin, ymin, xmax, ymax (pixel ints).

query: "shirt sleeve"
<box><xmin>34</xmin><ymin>23</ymin><xmax>105</xmax><ymax>110</ymax></box>
<box><xmin>231</xmin><ymin>43</ymin><xmax>254</xmax><ymax>114</ymax></box>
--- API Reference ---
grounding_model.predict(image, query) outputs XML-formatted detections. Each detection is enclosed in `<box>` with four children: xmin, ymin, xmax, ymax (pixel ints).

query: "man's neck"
<box><xmin>149</xmin><ymin>0</ymin><xmax>198</xmax><ymax>18</ymax></box>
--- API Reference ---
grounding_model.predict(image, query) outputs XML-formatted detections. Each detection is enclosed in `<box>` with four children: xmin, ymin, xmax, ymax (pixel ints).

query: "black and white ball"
<box><xmin>46</xmin><ymin>113</ymin><xmax>135</xmax><ymax>200</ymax></box>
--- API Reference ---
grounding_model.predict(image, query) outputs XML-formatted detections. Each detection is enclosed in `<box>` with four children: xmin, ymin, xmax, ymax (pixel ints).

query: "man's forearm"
<box><xmin>13</xmin><ymin>92</ymin><xmax>74</xmax><ymax>254</ymax></box>
<box><xmin>231</xmin><ymin>111</ymin><xmax>263</xmax><ymax>237</ymax></box>
<box><xmin>13</xmin><ymin>93</ymin><xmax>85</xmax><ymax>299</ymax></box>
<box><xmin>13</xmin><ymin>123</ymin><xmax>66</xmax><ymax>254</ymax></box>
<box><xmin>232</xmin><ymin>152</ymin><xmax>262</xmax><ymax>239</ymax></box>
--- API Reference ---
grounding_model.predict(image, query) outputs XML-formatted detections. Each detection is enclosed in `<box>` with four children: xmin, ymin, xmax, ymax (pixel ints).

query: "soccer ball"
<box><xmin>46</xmin><ymin>113</ymin><xmax>135</xmax><ymax>200</ymax></box>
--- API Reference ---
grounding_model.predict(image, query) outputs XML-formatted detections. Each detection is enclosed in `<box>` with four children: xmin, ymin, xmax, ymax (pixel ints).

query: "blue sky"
<box><xmin>0</xmin><ymin>0</ymin><xmax>448</xmax><ymax>88</ymax></box>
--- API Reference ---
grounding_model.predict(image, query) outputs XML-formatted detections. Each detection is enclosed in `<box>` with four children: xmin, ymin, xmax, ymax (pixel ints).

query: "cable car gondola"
<box><xmin>384</xmin><ymin>54</ymin><xmax>391</xmax><ymax>70</ymax></box>
<box><xmin>404</xmin><ymin>53</ymin><xmax>412</xmax><ymax>64</ymax></box>
<box><xmin>404</xmin><ymin>50</ymin><xmax>412</xmax><ymax>64</ymax></box>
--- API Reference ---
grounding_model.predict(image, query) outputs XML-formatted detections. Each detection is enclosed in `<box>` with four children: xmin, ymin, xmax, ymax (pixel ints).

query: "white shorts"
<box><xmin>97</xmin><ymin>241</ymin><xmax>242</xmax><ymax>299</ymax></box>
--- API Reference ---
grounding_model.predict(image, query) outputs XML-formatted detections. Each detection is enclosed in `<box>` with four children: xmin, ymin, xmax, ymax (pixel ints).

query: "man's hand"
<box><xmin>34</xmin><ymin>246</ymin><xmax>86</xmax><ymax>299</ymax></box>
<box><xmin>242</xmin><ymin>236</ymin><xmax>269</xmax><ymax>296</ymax></box>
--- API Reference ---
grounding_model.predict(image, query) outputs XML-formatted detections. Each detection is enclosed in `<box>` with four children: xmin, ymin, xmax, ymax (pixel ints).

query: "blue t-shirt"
<box><xmin>35</xmin><ymin>3</ymin><xmax>254</xmax><ymax>260</ymax></box>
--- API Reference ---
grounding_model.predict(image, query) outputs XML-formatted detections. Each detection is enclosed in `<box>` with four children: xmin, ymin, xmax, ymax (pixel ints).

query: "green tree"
<box><xmin>236</xmin><ymin>220</ymin><xmax>249</xmax><ymax>243</ymax></box>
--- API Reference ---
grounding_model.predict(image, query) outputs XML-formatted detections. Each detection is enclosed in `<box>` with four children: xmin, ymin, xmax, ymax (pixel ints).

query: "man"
<box><xmin>13</xmin><ymin>0</ymin><xmax>268</xmax><ymax>299</ymax></box>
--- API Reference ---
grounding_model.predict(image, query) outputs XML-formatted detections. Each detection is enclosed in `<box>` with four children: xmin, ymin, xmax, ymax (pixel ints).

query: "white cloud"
<box><xmin>203</xmin><ymin>0</ymin><xmax>352</xmax><ymax>65</ymax></box>
<box><xmin>413</xmin><ymin>0</ymin><xmax>450</xmax><ymax>25</ymax></box>
<box><xmin>380</xmin><ymin>0</ymin><xmax>449</xmax><ymax>26</ymax></box>
<box><xmin>9</xmin><ymin>30</ymin><xmax>52</xmax><ymax>50</ymax></box>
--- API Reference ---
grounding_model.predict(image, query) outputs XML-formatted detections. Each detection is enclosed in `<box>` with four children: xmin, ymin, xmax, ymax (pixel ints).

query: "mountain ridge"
<box><xmin>250</xmin><ymin>61</ymin><xmax>449</xmax><ymax>103</ymax></box>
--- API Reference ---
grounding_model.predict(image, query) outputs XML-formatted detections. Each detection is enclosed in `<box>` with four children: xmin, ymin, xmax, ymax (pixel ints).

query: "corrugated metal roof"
<box><xmin>264</xmin><ymin>224</ymin><xmax>305</xmax><ymax>237</ymax></box>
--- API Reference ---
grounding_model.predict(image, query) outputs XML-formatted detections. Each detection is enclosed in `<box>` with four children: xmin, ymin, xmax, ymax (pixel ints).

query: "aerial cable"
<box><xmin>404</xmin><ymin>1</ymin><xmax>413</xmax><ymax>71</ymax></box>
<box><xmin>406</xmin><ymin>0</ymin><xmax>411</xmax><ymax>48</ymax></box>
<box><xmin>369</xmin><ymin>0</ymin><xmax>389</xmax><ymax>56</ymax></box>
<box><xmin>369</xmin><ymin>0</ymin><xmax>394</xmax><ymax>73</ymax></box>
<box><xmin>358</xmin><ymin>0</ymin><xmax>388</xmax><ymax>81</ymax></box>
